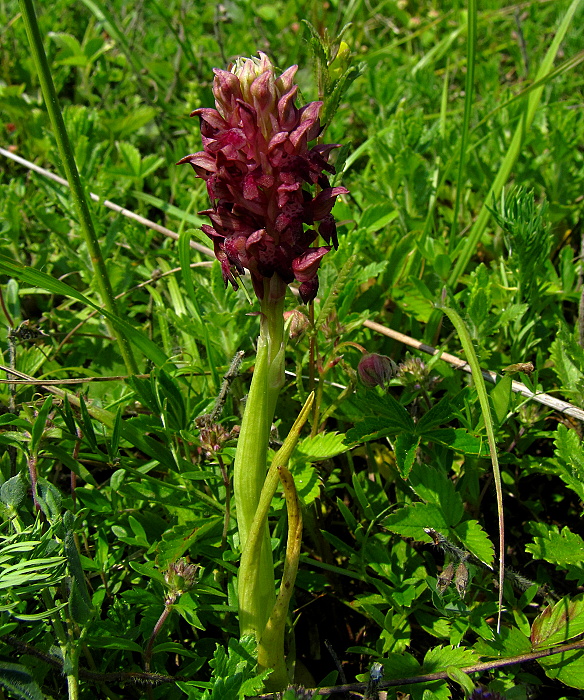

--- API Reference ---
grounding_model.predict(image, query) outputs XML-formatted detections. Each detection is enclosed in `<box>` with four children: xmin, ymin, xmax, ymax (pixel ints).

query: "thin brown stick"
<box><xmin>0</xmin><ymin>146</ymin><xmax>214</xmax><ymax>258</ymax></box>
<box><xmin>5</xmin><ymin>635</ymin><xmax>183</xmax><ymax>685</ymax></box>
<box><xmin>6</xmin><ymin>633</ymin><xmax>584</xmax><ymax>694</ymax></box>
<box><xmin>0</xmin><ymin>366</ymin><xmax>150</xmax><ymax>385</ymax></box>
<box><xmin>363</xmin><ymin>320</ymin><xmax>584</xmax><ymax>422</ymax></box>
<box><xmin>252</xmin><ymin>637</ymin><xmax>584</xmax><ymax>698</ymax></box>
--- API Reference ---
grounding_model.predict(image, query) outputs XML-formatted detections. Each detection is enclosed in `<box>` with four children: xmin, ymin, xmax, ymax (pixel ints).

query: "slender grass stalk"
<box><xmin>447</xmin><ymin>0</ymin><xmax>476</xmax><ymax>255</ymax></box>
<box><xmin>18</xmin><ymin>0</ymin><xmax>138</xmax><ymax>376</ymax></box>
<box><xmin>439</xmin><ymin>301</ymin><xmax>504</xmax><ymax>631</ymax></box>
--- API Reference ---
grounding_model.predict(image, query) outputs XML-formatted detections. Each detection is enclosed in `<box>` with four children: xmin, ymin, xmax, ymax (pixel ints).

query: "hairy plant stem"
<box><xmin>144</xmin><ymin>598</ymin><xmax>175</xmax><ymax>671</ymax></box>
<box><xmin>234</xmin><ymin>281</ymin><xmax>285</xmax><ymax>640</ymax></box>
<box><xmin>18</xmin><ymin>0</ymin><xmax>138</xmax><ymax>376</ymax></box>
<box><xmin>41</xmin><ymin>588</ymin><xmax>83</xmax><ymax>700</ymax></box>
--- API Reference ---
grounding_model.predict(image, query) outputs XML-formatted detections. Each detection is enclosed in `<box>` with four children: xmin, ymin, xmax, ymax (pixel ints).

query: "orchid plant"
<box><xmin>179</xmin><ymin>52</ymin><xmax>348</xmax><ymax>687</ymax></box>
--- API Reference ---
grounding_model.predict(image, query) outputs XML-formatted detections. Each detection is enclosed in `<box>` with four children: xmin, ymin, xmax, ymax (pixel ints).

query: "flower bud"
<box><xmin>164</xmin><ymin>558</ymin><xmax>199</xmax><ymax>596</ymax></box>
<box><xmin>284</xmin><ymin>309</ymin><xmax>309</xmax><ymax>338</ymax></box>
<box><xmin>358</xmin><ymin>353</ymin><xmax>397</xmax><ymax>388</ymax></box>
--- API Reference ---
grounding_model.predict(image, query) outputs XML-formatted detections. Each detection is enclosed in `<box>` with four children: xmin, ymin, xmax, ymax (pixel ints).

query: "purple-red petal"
<box><xmin>310</xmin><ymin>186</ymin><xmax>349</xmax><ymax>220</ymax></box>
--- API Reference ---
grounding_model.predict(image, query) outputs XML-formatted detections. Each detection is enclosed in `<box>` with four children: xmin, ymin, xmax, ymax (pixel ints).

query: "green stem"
<box><xmin>18</xmin><ymin>0</ymin><xmax>138</xmax><ymax>376</ymax></box>
<box><xmin>239</xmin><ymin>394</ymin><xmax>314</xmax><ymax>688</ymax></box>
<box><xmin>41</xmin><ymin>588</ymin><xmax>82</xmax><ymax>700</ymax></box>
<box><xmin>234</xmin><ymin>283</ymin><xmax>285</xmax><ymax>639</ymax></box>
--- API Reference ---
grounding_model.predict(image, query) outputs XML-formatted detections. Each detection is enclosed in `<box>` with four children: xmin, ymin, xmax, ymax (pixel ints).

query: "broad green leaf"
<box><xmin>394</xmin><ymin>433</ymin><xmax>420</xmax><ymax>479</ymax></box>
<box><xmin>296</xmin><ymin>432</ymin><xmax>349</xmax><ymax>461</ymax></box>
<box><xmin>0</xmin><ymin>474</ymin><xmax>27</xmax><ymax>510</ymax></box>
<box><xmin>78</xmin><ymin>395</ymin><xmax>98</xmax><ymax>451</ymax></box>
<box><xmin>552</xmin><ymin>424</ymin><xmax>584</xmax><ymax>500</ymax></box>
<box><xmin>63</xmin><ymin>517</ymin><xmax>92</xmax><ymax>625</ymax></box>
<box><xmin>415</xmin><ymin>396</ymin><xmax>454</xmax><ymax>434</ymax></box>
<box><xmin>30</xmin><ymin>395</ymin><xmax>53</xmax><ymax>453</ymax></box>
<box><xmin>422</xmin><ymin>644</ymin><xmax>478</xmax><ymax>672</ymax></box>
<box><xmin>290</xmin><ymin>462</ymin><xmax>320</xmax><ymax>505</ymax></box>
<box><xmin>489</xmin><ymin>374</ymin><xmax>512</xmax><ymax>426</ymax></box>
<box><xmin>426</xmin><ymin>428</ymin><xmax>490</xmax><ymax>456</ymax></box>
<box><xmin>539</xmin><ymin>649</ymin><xmax>584</xmax><ymax>690</ymax></box>
<box><xmin>385</xmin><ymin>503</ymin><xmax>450</xmax><ymax>541</ymax></box>
<box><xmin>359</xmin><ymin>202</ymin><xmax>399</xmax><ymax>233</ymax></box>
<box><xmin>454</xmin><ymin>520</ymin><xmax>495</xmax><ymax>567</ymax></box>
<box><xmin>526</xmin><ymin>524</ymin><xmax>584</xmax><ymax>585</ymax></box>
<box><xmin>353</xmin><ymin>390</ymin><xmax>415</xmax><ymax>432</ymax></box>
<box><xmin>48</xmin><ymin>31</ymin><xmax>83</xmax><ymax>57</ymax></box>
<box><xmin>531</xmin><ymin>595</ymin><xmax>584</xmax><ymax>649</ymax></box>
<box><xmin>473</xmin><ymin>625</ymin><xmax>532</xmax><ymax>658</ymax></box>
<box><xmin>445</xmin><ymin>666</ymin><xmax>475</xmax><ymax>696</ymax></box>
<box><xmin>381</xmin><ymin>651</ymin><xmax>421</xmax><ymax>680</ymax></box>
<box><xmin>345</xmin><ymin>417</ymin><xmax>395</xmax><ymax>445</ymax></box>
<box><xmin>0</xmin><ymin>415</ymin><xmax>28</xmax><ymax>427</ymax></box>
<box><xmin>35</xmin><ymin>479</ymin><xmax>62</xmax><ymax>522</ymax></box>
<box><xmin>409</xmin><ymin>463</ymin><xmax>464</xmax><ymax>526</ymax></box>
<box><xmin>117</xmin><ymin>141</ymin><xmax>142</xmax><ymax>176</ymax></box>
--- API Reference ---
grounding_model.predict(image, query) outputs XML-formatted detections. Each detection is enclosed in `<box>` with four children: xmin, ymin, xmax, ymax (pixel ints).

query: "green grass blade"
<box><xmin>19</xmin><ymin>0</ymin><xmax>138</xmax><ymax>375</ymax></box>
<box><xmin>472</xmin><ymin>49</ymin><xmax>584</xmax><ymax>134</ymax></box>
<box><xmin>439</xmin><ymin>301</ymin><xmax>504</xmax><ymax>632</ymax></box>
<box><xmin>132</xmin><ymin>191</ymin><xmax>207</xmax><ymax>228</ymax></box>
<box><xmin>448</xmin><ymin>0</ymin><xmax>583</xmax><ymax>285</ymax></box>
<box><xmin>178</xmin><ymin>228</ymin><xmax>219</xmax><ymax>392</ymax></box>
<box><xmin>448</xmin><ymin>0</ymin><xmax>477</xmax><ymax>254</ymax></box>
<box><xmin>78</xmin><ymin>0</ymin><xmax>164</xmax><ymax>90</ymax></box>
